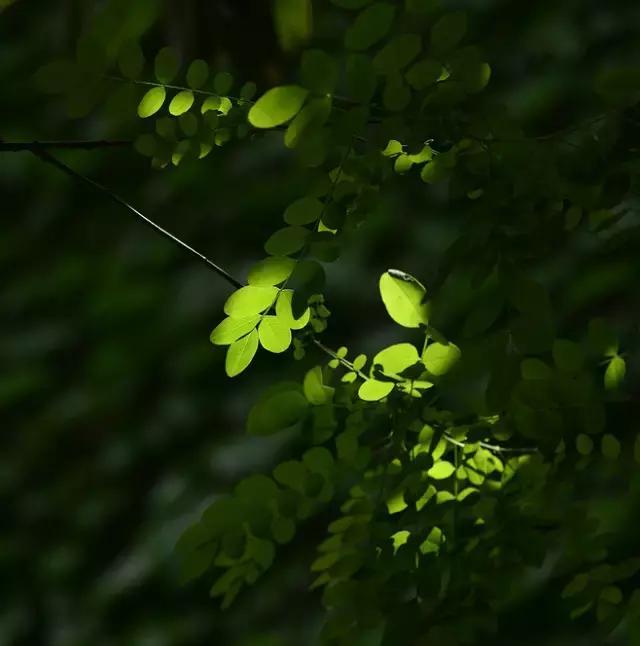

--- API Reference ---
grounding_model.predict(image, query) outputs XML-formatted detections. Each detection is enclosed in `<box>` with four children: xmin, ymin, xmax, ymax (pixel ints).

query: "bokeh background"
<box><xmin>1</xmin><ymin>1</ymin><xmax>638</xmax><ymax>645</ymax></box>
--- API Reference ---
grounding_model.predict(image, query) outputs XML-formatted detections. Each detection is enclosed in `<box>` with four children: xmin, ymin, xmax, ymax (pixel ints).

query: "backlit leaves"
<box><xmin>225</xmin><ymin>329</ymin><xmax>259</xmax><ymax>377</ymax></box>
<box><xmin>423</xmin><ymin>341</ymin><xmax>461</xmax><ymax>376</ymax></box>
<box><xmin>258</xmin><ymin>316</ymin><xmax>292</xmax><ymax>353</ymax></box>
<box><xmin>248</xmin><ymin>85</ymin><xmax>309</xmax><ymax>128</ymax></box>
<box><xmin>379</xmin><ymin>270</ymin><xmax>430</xmax><ymax>328</ymax></box>
<box><xmin>137</xmin><ymin>86</ymin><xmax>166</xmax><ymax>118</ymax></box>
<box><xmin>224</xmin><ymin>285</ymin><xmax>279</xmax><ymax>317</ymax></box>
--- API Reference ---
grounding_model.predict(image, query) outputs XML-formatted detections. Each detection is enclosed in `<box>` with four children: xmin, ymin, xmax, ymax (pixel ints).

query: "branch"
<box><xmin>0</xmin><ymin>140</ymin><xmax>131</xmax><ymax>152</ymax></box>
<box><xmin>30</xmin><ymin>148</ymin><xmax>244</xmax><ymax>290</ymax></box>
<box><xmin>444</xmin><ymin>433</ymin><xmax>539</xmax><ymax>455</ymax></box>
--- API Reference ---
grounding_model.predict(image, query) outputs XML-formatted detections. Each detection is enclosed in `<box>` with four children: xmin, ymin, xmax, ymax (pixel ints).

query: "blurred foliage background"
<box><xmin>1</xmin><ymin>1</ymin><xmax>638</xmax><ymax>645</ymax></box>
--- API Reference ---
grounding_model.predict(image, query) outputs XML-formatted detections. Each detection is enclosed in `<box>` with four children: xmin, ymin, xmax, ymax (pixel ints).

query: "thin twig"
<box><xmin>444</xmin><ymin>432</ymin><xmax>539</xmax><ymax>455</ymax></box>
<box><xmin>30</xmin><ymin>148</ymin><xmax>244</xmax><ymax>290</ymax></box>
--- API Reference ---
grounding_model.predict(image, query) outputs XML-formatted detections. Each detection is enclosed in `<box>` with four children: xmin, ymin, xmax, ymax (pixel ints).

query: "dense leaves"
<box><xmin>27</xmin><ymin>1</ymin><xmax>640</xmax><ymax>644</ymax></box>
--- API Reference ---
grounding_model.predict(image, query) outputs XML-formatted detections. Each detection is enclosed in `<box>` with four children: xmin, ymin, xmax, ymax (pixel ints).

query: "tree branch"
<box><xmin>30</xmin><ymin>148</ymin><xmax>244</xmax><ymax>290</ymax></box>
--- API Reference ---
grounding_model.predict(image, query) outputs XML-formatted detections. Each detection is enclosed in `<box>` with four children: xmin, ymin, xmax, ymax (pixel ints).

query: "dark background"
<box><xmin>1</xmin><ymin>1</ymin><xmax>639</xmax><ymax>644</ymax></box>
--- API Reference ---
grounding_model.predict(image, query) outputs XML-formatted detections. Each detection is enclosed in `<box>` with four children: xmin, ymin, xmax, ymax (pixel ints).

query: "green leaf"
<box><xmin>576</xmin><ymin>434</ymin><xmax>594</xmax><ymax>456</ymax></box>
<box><xmin>186</xmin><ymin>59</ymin><xmax>209</xmax><ymax>89</ymax></box>
<box><xmin>274</xmin><ymin>0</ymin><xmax>313</xmax><ymax>51</ymax></box>
<box><xmin>379</xmin><ymin>270</ymin><xmax>430</xmax><ymax>328</ymax></box>
<box><xmin>265</xmin><ymin>226</ymin><xmax>310</xmax><ymax>255</ymax></box>
<box><xmin>258</xmin><ymin>316</ymin><xmax>292</xmax><ymax>353</ymax></box>
<box><xmin>345</xmin><ymin>2</ymin><xmax>396</xmax><ymax>51</ymax></box>
<box><xmin>372</xmin><ymin>343</ymin><xmax>420</xmax><ymax>375</ymax></box>
<box><xmin>169</xmin><ymin>90</ymin><xmax>195</xmax><ymax>116</ymax></box>
<box><xmin>304</xmin><ymin>366</ymin><xmax>335</xmax><ymax>405</ymax></box>
<box><xmin>225</xmin><ymin>329</ymin><xmax>259</xmax><ymax>377</ymax></box>
<box><xmin>248</xmin><ymin>85</ymin><xmax>309</xmax><ymax>128</ymax></box>
<box><xmin>248</xmin><ymin>257</ymin><xmax>296</xmax><ymax>286</ymax></box>
<box><xmin>137</xmin><ymin>86</ymin><xmax>166</xmax><ymax>118</ymax></box>
<box><xmin>423</xmin><ymin>342</ymin><xmax>461</xmax><ymax>376</ymax></box>
<box><xmin>373</xmin><ymin>34</ymin><xmax>422</xmax><ymax>74</ymax></box>
<box><xmin>284</xmin><ymin>197</ymin><xmax>324</xmax><ymax>225</ymax></box>
<box><xmin>552</xmin><ymin>339</ymin><xmax>584</xmax><ymax>373</ymax></box>
<box><xmin>154</xmin><ymin>46</ymin><xmax>179</xmax><ymax>83</ymax></box>
<box><xmin>301</xmin><ymin>49</ymin><xmax>339</xmax><ymax>94</ymax></box>
<box><xmin>430</xmin><ymin>11</ymin><xmax>467</xmax><ymax>55</ymax></box>
<box><xmin>210</xmin><ymin>316</ymin><xmax>260</xmax><ymax>346</ymax></box>
<box><xmin>276</xmin><ymin>290</ymin><xmax>311</xmax><ymax>330</ymax></box>
<box><xmin>358</xmin><ymin>379</ymin><xmax>394</xmax><ymax>401</ymax></box>
<box><xmin>346</xmin><ymin>54</ymin><xmax>377</xmax><ymax>102</ymax></box>
<box><xmin>604</xmin><ymin>355</ymin><xmax>626</xmax><ymax>390</ymax></box>
<box><xmin>214</xmin><ymin>71</ymin><xmax>234</xmax><ymax>95</ymax></box>
<box><xmin>601</xmin><ymin>434</ymin><xmax>621</xmax><ymax>460</ymax></box>
<box><xmin>224</xmin><ymin>285</ymin><xmax>279</xmax><ymax>317</ymax></box>
<box><xmin>247</xmin><ymin>384</ymin><xmax>309</xmax><ymax>435</ymax></box>
<box><xmin>284</xmin><ymin>97</ymin><xmax>332</xmax><ymax>148</ymax></box>
<box><xmin>405</xmin><ymin>58</ymin><xmax>442</xmax><ymax>90</ymax></box>
<box><xmin>428</xmin><ymin>460</ymin><xmax>455</xmax><ymax>480</ymax></box>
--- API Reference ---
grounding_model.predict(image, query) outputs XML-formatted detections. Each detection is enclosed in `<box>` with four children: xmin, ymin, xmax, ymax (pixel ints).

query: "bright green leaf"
<box><xmin>210</xmin><ymin>315</ymin><xmax>260</xmax><ymax>346</ymax></box>
<box><xmin>428</xmin><ymin>460</ymin><xmax>455</xmax><ymax>480</ymax></box>
<box><xmin>225</xmin><ymin>329</ymin><xmax>259</xmax><ymax>377</ymax></box>
<box><xmin>248</xmin><ymin>257</ymin><xmax>296</xmax><ymax>286</ymax></box>
<box><xmin>379</xmin><ymin>270</ymin><xmax>430</xmax><ymax>328</ymax></box>
<box><xmin>358</xmin><ymin>379</ymin><xmax>394</xmax><ymax>401</ymax></box>
<box><xmin>137</xmin><ymin>86</ymin><xmax>166</xmax><ymax>118</ymax></box>
<box><xmin>372</xmin><ymin>343</ymin><xmax>420</xmax><ymax>375</ymax></box>
<box><xmin>248</xmin><ymin>85</ymin><xmax>309</xmax><ymax>128</ymax></box>
<box><xmin>604</xmin><ymin>355</ymin><xmax>626</xmax><ymax>390</ymax></box>
<box><xmin>423</xmin><ymin>342</ymin><xmax>461</xmax><ymax>376</ymax></box>
<box><xmin>258</xmin><ymin>316</ymin><xmax>292</xmax><ymax>353</ymax></box>
<box><xmin>224</xmin><ymin>285</ymin><xmax>279</xmax><ymax>317</ymax></box>
<box><xmin>264</xmin><ymin>226</ymin><xmax>310</xmax><ymax>255</ymax></box>
<box><xmin>169</xmin><ymin>90</ymin><xmax>194</xmax><ymax>116</ymax></box>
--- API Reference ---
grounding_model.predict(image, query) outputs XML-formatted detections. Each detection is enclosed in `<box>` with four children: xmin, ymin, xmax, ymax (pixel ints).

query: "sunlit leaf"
<box><xmin>137</xmin><ymin>86</ymin><xmax>166</xmax><ymax>118</ymax></box>
<box><xmin>258</xmin><ymin>316</ymin><xmax>292</xmax><ymax>353</ymax></box>
<box><xmin>249</xmin><ymin>85</ymin><xmax>309</xmax><ymax>128</ymax></box>
<box><xmin>379</xmin><ymin>270</ymin><xmax>430</xmax><ymax>328</ymax></box>
<box><xmin>358</xmin><ymin>379</ymin><xmax>394</xmax><ymax>401</ymax></box>
<box><xmin>224</xmin><ymin>285</ymin><xmax>279</xmax><ymax>317</ymax></box>
<box><xmin>169</xmin><ymin>90</ymin><xmax>194</xmax><ymax>116</ymax></box>
<box><xmin>225</xmin><ymin>329</ymin><xmax>259</xmax><ymax>377</ymax></box>
<box><xmin>211</xmin><ymin>316</ymin><xmax>260</xmax><ymax>346</ymax></box>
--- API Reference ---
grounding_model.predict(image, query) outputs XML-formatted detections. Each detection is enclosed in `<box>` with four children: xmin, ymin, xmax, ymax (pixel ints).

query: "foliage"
<box><xmin>21</xmin><ymin>0</ymin><xmax>640</xmax><ymax>643</ymax></box>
